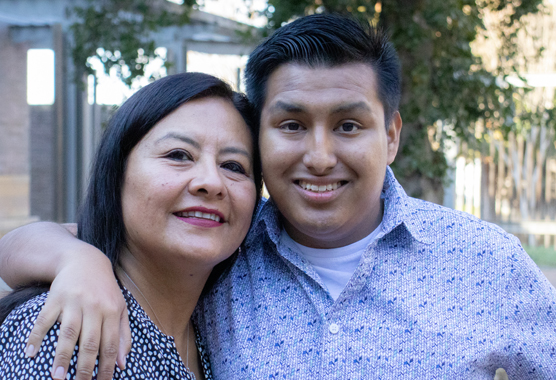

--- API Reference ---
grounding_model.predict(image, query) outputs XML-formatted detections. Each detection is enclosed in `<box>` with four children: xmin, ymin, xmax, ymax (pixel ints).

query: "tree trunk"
<box><xmin>383</xmin><ymin>0</ymin><xmax>446</xmax><ymax>204</ymax></box>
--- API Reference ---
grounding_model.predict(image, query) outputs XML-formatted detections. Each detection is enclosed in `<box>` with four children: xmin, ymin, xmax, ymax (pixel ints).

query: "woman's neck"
<box><xmin>115</xmin><ymin>250</ymin><xmax>212</xmax><ymax>378</ymax></box>
<box><xmin>115</xmin><ymin>249</ymin><xmax>211</xmax><ymax>341</ymax></box>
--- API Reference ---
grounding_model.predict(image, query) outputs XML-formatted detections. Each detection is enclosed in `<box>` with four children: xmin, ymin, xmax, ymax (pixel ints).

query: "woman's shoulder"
<box><xmin>0</xmin><ymin>290</ymin><xmax>57</xmax><ymax>378</ymax></box>
<box><xmin>1</xmin><ymin>290</ymin><xmax>49</xmax><ymax>334</ymax></box>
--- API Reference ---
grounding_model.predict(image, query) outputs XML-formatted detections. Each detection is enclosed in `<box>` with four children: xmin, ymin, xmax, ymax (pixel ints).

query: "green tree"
<box><xmin>69</xmin><ymin>0</ymin><xmax>548</xmax><ymax>203</ymax></box>
<box><xmin>262</xmin><ymin>0</ymin><xmax>545</xmax><ymax>202</ymax></box>
<box><xmin>69</xmin><ymin>0</ymin><xmax>196</xmax><ymax>85</ymax></box>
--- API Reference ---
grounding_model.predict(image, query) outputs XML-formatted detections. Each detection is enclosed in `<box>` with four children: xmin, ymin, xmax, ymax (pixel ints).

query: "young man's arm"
<box><xmin>496</xmin><ymin>237</ymin><xmax>556</xmax><ymax>378</ymax></box>
<box><xmin>0</xmin><ymin>222</ymin><xmax>130</xmax><ymax>380</ymax></box>
<box><xmin>0</xmin><ymin>222</ymin><xmax>77</xmax><ymax>286</ymax></box>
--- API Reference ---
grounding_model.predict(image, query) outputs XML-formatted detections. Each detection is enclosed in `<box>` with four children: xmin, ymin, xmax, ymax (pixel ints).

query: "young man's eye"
<box><xmin>165</xmin><ymin>149</ymin><xmax>192</xmax><ymax>161</ymax></box>
<box><xmin>222</xmin><ymin>161</ymin><xmax>246</xmax><ymax>175</ymax></box>
<box><xmin>337</xmin><ymin>122</ymin><xmax>359</xmax><ymax>132</ymax></box>
<box><xmin>280</xmin><ymin>122</ymin><xmax>303</xmax><ymax>131</ymax></box>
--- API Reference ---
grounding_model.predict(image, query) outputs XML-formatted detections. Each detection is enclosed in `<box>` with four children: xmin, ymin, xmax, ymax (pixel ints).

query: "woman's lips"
<box><xmin>174</xmin><ymin>207</ymin><xmax>225</xmax><ymax>227</ymax></box>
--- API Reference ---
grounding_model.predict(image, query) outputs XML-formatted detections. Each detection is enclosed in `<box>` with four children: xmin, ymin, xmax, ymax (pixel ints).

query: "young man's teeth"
<box><xmin>178</xmin><ymin>211</ymin><xmax>221</xmax><ymax>222</ymax></box>
<box><xmin>299</xmin><ymin>181</ymin><xmax>341</xmax><ymax>193</ymax></box>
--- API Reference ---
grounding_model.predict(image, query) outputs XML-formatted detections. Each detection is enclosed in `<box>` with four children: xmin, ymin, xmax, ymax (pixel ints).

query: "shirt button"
<box><xmin>329</xmin><ymin>323</ymin><xmax>340</xmax><ymax>334</ymax></box>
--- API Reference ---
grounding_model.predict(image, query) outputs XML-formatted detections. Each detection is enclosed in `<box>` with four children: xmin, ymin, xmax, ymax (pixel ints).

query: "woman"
<box><xmin>0</xmin><ymin>72</ymin><xmax>262</xmax><ymax>379</ymax></box>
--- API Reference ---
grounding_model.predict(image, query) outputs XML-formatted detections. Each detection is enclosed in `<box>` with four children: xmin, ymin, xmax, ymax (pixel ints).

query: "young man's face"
<box><xmin>259</xmin><ymin>63</ymin><xmax>402</xmax><ymax>248</ymax></box>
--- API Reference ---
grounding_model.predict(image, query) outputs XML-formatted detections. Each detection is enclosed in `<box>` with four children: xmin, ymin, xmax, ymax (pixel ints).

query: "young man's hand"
<box><xmin>494</xmin><ymin>368</ymin><xmax>508</xmax><ymax>380</ymax></box>
<box><xmin>25</xmin><ymin>249</ymin><xmax>131</xmax><ymax>380</ymax></box>
<box><xmin>0</xmin><ymin>222</ymin><xmax>131</xmax><ymax>380</ymax></box>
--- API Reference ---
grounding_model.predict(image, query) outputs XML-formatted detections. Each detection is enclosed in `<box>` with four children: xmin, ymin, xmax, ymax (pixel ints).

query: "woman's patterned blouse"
<box><xmin>0</xmin><ymin>286</ymin><xmax>213</xmax><ymax>379</ymax></box>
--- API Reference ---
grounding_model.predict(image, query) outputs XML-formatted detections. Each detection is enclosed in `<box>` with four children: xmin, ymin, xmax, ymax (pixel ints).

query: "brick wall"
<box><xmin>0</xmin><ymin>23</ymin><xmax>39</xmax><ymax>236</ymax></box>
<box><xmin>0</xmin><ymin>24</ymin><xmax>29</xmax><ymax>176</ymax></box>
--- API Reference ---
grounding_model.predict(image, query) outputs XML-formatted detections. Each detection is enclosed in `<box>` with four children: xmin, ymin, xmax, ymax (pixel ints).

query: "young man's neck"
<box><xmin>281</xmin><ymin>212</ymin><xmax>383</xmax><ymax>249</ymax></box>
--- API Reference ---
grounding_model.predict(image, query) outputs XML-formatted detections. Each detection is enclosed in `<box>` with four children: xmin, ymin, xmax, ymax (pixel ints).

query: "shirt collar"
<box><xmin>245</xmin><ymin>196</ymin><xmax>282</xmax><ymax>248</ymax></box>
<box><xmin>380</xmin><ymin>167</ymin><xmax>434</xmax><ymax>245</ymax></box>
<box><xmin>246</xmin><ymin>166</ymin><xmax>434</xmax><ymax>249</ymax></box>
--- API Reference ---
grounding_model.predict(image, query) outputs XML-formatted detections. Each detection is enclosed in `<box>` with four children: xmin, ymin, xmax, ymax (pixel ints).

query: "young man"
<box><xmin>1</xmin><ymin>14</ymin><xmax>555</xmax><ymax>379</ymax></box>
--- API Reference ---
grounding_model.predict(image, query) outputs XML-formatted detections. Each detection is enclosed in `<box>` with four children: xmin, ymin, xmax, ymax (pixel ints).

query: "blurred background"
<box><xmin>0</xmin><ymin>0</ymin><xmax>555</xmax><ymax>288</ymax></box>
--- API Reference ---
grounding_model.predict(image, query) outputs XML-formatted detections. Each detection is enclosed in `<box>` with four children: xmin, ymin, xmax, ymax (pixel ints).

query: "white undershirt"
<box><xmin>280</xmin><ymin>223</ymin><xmax>383</xmax><ymax>301</ymax></box>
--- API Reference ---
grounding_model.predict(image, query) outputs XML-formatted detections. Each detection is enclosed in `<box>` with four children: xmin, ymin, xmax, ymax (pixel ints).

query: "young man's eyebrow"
<box><xmin>268</xmin><ymin>101</ymin><xmax>373</xmax><ymax>115</ymax></box>
<box><xmin>155</xmin><ymin>133</ymin><xmax>200</xmax><ymax>149</ymax></box>
<box><xmin>330</xmin><ymin>101</ymin><xmax>372</xmax><ymax>115</ymax></box>
<box><xmin>268</xmin><ymin>101</ymin><xmax>306</xmax><ymax>113</ymax></box>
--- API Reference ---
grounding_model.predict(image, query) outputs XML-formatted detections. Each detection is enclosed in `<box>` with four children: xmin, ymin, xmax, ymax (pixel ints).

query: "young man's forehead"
<box><xmin>261</xmin><ymin>63</ymin><xmax>382</xmax><ymax>111</ymax></box>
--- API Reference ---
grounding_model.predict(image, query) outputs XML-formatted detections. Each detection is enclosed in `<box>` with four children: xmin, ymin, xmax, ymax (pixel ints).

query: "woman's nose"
<box><xmin>187</xmin><ymin>159</ymin><xmax>226</xmax><ymax>199</ymax></box>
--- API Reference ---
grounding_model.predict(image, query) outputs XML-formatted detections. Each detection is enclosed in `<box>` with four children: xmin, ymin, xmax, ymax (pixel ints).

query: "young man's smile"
<box><xmin>296</xmin><ymin>180</ymin><xmax>346</xmax><ymax>193</ymax></box>
<box><xmin>294</xmin><ymin>178</ymin><xmax>348</xmax><ymax>203</ymax></box>
<box><xmin>259</xmin><ymin>63</ymin><xmax>402</xmax><ymax>249</ymax></box>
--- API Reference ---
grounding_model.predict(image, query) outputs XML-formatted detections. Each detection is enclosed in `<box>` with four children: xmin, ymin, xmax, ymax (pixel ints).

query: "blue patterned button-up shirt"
<box><xmin>194</xmin><ymin>167</ymin><xmax>556</xmax><ymax>379</ymax></box>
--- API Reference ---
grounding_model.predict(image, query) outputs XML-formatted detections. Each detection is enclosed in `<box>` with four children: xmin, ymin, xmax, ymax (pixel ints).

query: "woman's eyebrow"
<box><xmin>156</xmin><ymin>133</ymin><xmax>250</xmax><ymax>158</ymax></box>
<box><xmin>155</xmin><ymin>133</ymin><xmax>200</xmax><ymax>149</ymax></box>
<box><xmin>220</xmin><ymin>147</ymin><xmax>251</xmax><ymax>159</ymax></box>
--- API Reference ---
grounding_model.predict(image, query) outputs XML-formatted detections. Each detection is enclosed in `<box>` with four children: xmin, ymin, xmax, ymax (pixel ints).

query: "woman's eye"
<box><xmin>337</xmin><ymin>122</ymin><xmax>359</xmax><ymax>132</ymax></box>
<box><xmin>222</xmin><ymin>161</ymin><xmax>246</xmax><ymax>175</ymax></box>
<box><xmin>165</xmin><ymin>149</ymin><xmax>192</xmax><ymax>161</ymax></box>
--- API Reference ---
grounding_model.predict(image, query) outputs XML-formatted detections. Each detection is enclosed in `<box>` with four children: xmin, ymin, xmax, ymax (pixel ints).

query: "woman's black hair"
<box><xmin>0</xmin><ymin>72</ymin><xmax>262</xmax><ymax>322</ymax></box>
<box><xmin>79</xmin><ymin>72</ymin><xmax>262</xmax><ymax>265</ymax></box>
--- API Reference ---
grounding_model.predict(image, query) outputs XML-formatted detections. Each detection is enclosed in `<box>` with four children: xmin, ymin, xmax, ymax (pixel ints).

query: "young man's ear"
<box><xmin>387</xmin><ymin>111</ymin><xmax>402</xmax><ymax>165</ymax></box>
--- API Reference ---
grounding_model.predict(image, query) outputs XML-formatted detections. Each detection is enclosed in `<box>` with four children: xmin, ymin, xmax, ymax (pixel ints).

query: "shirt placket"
<box><xmin>321</xmin><ymin>310</ymin><xmax>347</xmax><ymax>379</ymax></box>
<box><xmin>320</xmin><ymin>241</ymin><xmax>383</xmax><ymax>379</ymax></box>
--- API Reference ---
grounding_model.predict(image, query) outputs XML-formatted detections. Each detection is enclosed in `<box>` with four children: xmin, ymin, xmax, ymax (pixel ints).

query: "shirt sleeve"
<box><xmin>0</xmin><ymin>292</ymin><xmax>81</xmax><ymax>379</ymax></box>
<box><xmin>500</xmin><ymin>235</ymin><xmax>556</xmax><ymax>377</ymax></box>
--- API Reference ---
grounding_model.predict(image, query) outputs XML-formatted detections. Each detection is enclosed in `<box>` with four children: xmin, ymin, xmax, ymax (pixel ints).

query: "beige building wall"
<box><xmin>0</xmin><ymin>23</ymin><xmax>39</xmax><ymax>238</ymax></box>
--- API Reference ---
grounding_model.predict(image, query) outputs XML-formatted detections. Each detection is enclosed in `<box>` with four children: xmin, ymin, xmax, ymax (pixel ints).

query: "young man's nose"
<box><xmin>188</xmin><ymin>160</ymin><xmax>226</xmax><ymax>199</ymax></box>
<box><xmin>302</xmin><ymin>128</ymin><xmax>337</xmax><ymax>174</ymax></box>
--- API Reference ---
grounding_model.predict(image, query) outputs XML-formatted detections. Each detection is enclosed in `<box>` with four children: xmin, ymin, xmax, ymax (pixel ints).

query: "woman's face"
<box><xmin>121</xmin><ymin>97</ymin><xmax>257</xmax><ymax>270</ymax></box>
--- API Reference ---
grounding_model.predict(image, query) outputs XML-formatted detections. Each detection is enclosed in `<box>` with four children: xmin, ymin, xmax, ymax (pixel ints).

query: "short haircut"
<box><xmin>245</xmin><ymin>13</ymin><xmax>401</xmax><ymax>129</ymax></box>
<box><xmin>78</xmin><ymin>72</ymin><xmax>263</xmax><ymax>266</ymax></box>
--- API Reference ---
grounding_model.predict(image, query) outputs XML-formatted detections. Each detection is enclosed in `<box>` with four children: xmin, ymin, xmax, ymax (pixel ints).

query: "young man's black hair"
<box><xmin>245</xmin><ymin>13</ymin><xmax>401</xmax><ymax>129</ymax></box>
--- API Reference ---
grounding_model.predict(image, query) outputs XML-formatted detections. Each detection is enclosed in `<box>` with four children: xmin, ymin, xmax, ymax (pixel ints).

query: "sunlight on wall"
<box><xmin>186</xmin><ymin>51</ymin><xmax>248</xmax><ymax>92</ymax></box>
<box><xmin>27</xmin><ymin>49</ymin><xmax>55</xmax><ymax>105</ymax></box>
<box><xmin>86</xmin><ymin>47</ymin><xmax>248</xmax><ymax>106</ymax></box>
<box><xmin>200</xmin><ymin>0</ymin><xmax>267</xmax><ymax>27</ymax></box>
<box><xmin>167</xmin><ymin>0</ymin><xmax>267</xmax><ymax>27</ymax></box>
